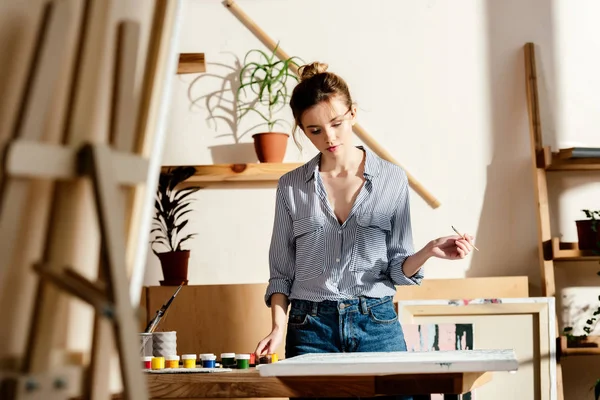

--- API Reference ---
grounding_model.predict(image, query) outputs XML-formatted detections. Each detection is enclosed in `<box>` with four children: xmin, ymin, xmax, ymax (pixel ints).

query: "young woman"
<box><xmin>255</xmin><ymin>62</ymin><xmax>475</xmax><ymax>398</ymax></box>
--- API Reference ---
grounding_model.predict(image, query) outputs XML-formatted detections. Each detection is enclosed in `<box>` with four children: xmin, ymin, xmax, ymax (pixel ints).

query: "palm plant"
<box><xmin>151</xmin><ymin>166</ymin><xmax>200</xmax><ymax>254</ymax></box>
<box><xmin>151</xmin><ymin>166</ymin><xmax>200</xmax><ymax>285</ymax></box>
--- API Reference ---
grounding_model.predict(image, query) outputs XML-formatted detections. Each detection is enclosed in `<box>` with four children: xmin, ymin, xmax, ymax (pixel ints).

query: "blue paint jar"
<box><xmin>200</xmin><ymin>353</ymin><xmax>216</xmax><ymax>368</ymax></box>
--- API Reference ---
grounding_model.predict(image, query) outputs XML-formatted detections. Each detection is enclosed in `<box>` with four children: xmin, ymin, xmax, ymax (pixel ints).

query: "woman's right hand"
<box><xmin>255</xmin><ymin>326</ymin><xmax>284</xmax><ymax>356</ymax></box>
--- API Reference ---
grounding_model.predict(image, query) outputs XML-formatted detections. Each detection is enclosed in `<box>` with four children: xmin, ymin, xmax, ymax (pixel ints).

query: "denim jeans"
<box><xmin>285</xmin><ymin>296</ymin><xmax>413</xmax><ymax>400</ymax></box>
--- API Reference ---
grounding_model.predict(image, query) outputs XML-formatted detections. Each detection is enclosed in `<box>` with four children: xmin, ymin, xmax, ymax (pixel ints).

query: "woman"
<box><xmin>255</xmin><ymin>62</ymin><xmax>475</xmax><ymax>398</ymax></box>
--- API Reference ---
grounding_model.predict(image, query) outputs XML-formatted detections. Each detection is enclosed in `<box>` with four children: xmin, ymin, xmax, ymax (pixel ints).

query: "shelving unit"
<box><xmin>524</xmin><ymin>42</ymin><xmax>600</xmax><ymax>399</ymax></box>
<box><xmin>162</xmin><ymin>162</ymin><xmax>303</xmax><ymax>188</ymax></box>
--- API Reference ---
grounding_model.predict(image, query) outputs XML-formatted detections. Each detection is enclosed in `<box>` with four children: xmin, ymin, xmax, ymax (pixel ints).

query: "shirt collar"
<box><xmin>303</xmin><ymin>146</ymin><xmax>381</xmax><ymax>182</ymax></box>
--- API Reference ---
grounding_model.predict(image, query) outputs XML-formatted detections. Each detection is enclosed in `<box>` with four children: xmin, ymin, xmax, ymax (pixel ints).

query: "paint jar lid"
<box><xmin>165</xmin><ymin>355</ymin><xmax>180</xmax><ymax>361</ymax></box>
<box><xmin>200</xmin><ymin>354</ymin><xmax>216</xmax><ymax>360</ymax></box>
<box><xmin>181</xmin><ymin>354</ymin><xmax>197</xmax><ymax>360</ymax></box>
<box><xmin>141</xmin><ymin>356</ymin><xmax>153</xmax><ymax>361</ymax></box>
<box><xmin>235</xmin><ymin>354</ymin><xmax>251</xmax><ymax>360</ymax></box>
<box><xmin>221</xmin><ymin>353</ymin><xmax>236</xmax><ymax>358</ymax></box>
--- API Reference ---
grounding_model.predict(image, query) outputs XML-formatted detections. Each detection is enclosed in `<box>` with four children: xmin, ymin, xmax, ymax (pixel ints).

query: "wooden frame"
<box><xmin>397</xmin><ymin>297</ymin><xmax>557</xmax><ymax>400</ymax></box>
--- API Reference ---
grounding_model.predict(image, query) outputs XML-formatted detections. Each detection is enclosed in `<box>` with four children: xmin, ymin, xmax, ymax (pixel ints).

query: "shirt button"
<box><xmin>336</xmin><ymin>258</ymin><xmax>340</xmax><ymax>262</ymax></box>
<box><xmin>338</xmin><ymin>230</ymin><xmax>342</xmax><ymax>234</ymax></box>
<box><xmin>339</xmin><ymin>304</ymin><xmax>346</xmax><ymax>309</ymax></box>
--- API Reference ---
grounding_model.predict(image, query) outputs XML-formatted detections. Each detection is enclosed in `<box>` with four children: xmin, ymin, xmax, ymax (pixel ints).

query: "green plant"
<box><xmin>236</xmin><ymin>44</ymin><xmax>302</xmax><ymax>132</ymax></box>
<box><xmin>151</xmin><ymin>166</ymin><xmax>200</xmax><ymax>255</ymax></box>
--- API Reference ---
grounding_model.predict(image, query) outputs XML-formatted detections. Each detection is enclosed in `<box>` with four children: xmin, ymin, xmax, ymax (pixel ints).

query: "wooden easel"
<box><xmin>0</xmin><ymin>1</ymin><xmax>181</xmax><ymax>399</ymax></box>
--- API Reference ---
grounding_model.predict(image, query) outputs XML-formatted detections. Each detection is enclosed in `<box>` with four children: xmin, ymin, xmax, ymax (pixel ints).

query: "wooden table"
<box><xmin>145</xmin><ymin>368</ymin><xmax>493</xmax><ymax>398</ymax></box>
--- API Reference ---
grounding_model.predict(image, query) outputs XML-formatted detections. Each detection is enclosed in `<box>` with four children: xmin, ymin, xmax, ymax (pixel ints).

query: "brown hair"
<box><xmin>289</xmin><ymin>62</ymin><xmax>353</xmax><ymax>148</ymax></box>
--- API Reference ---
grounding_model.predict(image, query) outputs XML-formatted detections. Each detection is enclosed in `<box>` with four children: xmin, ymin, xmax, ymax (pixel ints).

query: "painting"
<box><xmin>404</xmin><ymin>323</ymin><xmax>474</xmax><ymax>400</ymax></box>
<box><xmin>397</xmin><ymin>297</ymin><xmax>557</xmax><ymax>400</ymax></box>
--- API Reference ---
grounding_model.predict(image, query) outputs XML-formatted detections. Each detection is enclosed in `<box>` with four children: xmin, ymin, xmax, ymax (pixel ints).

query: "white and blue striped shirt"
<box><xmin>265</xmin><ymin>146</ymin><xmax>422</xmax><ymax>306</ymax></box>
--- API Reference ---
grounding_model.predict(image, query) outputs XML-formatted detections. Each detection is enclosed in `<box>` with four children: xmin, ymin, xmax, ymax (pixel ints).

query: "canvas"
<box><xmin>404</xmin><ymin>323</ymin><xmax>474</xmax><ymax>400</ymax></box>
<box><xmin>397</xmin><ymin>297</ymin><xmax>557</xmax><ymax>400</ymax></box>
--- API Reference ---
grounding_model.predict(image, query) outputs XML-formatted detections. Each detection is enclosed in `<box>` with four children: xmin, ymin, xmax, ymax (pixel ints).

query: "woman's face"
<box><xmin>300</xmin><ymin>96</ymin><xmax>357</xmax><ymax>158</ymax></box>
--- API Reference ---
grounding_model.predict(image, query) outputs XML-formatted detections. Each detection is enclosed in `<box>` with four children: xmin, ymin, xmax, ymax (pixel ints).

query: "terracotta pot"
<box><xmin>575</xmin><ymin>220</ymin><xmax>600</xmax><ymax>251</ymax></box>
<box><xmin>157</xmin><ymin>250</ymin><xmax>190</xmax><ymax>286</ymax></box>
<box><xmin>252</xmin><ymin>132</ymin><xmax>289</xmax><ymax>163</ymax></box>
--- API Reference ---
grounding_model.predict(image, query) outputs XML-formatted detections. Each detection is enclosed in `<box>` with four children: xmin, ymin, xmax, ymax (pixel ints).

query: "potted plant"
<box><xmin>576</xmin><ymin>209</ymin><xmax>600</xmax><ymax>252</ymax></box>
<box><xmin>236</xmin><ymin>44</ymin><xmax>302</xmax><ymax>162</ymax></box>
<box><xmin>151</xmin><ymin>166</ymin><xmax>200</xmax><ymax>286</ymax></box>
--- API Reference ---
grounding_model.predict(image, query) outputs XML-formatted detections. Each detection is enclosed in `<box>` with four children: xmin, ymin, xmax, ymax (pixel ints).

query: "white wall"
<box><xmin>146</xmin><ymin>0</ymin><xmax>600</xmax><ymax>397</ymax></box>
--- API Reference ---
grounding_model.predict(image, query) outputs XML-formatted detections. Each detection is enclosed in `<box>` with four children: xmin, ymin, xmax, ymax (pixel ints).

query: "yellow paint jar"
<box><xmin>165</xmin><ymin>355</ymin><xmax>180</xmax><ymax>369</ymax></box>
<box><xmin>182</xmin><ymin>354</ymin><xmax>197</xmax><ymax>368</ymax></box>
<box><xmin>151</xmin><ymin>357</ymin><xmax>165</xmax><ymax>370</ymax></box>
<box><xmin>270</xmin><ymin>353</ymin><xmax>278</xmax><ymax>363</ymax></box>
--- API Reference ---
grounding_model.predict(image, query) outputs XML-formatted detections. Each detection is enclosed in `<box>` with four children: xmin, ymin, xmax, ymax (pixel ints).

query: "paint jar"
<box><xmin>139</xmin><ymin>333</ymin><xmax>153</xmax><ymax>357</ymax></box>
<box><xmin>152</xmin><ymin>331</ymin><xmax>177</xmax><ymax>357</ymax></box>
<box><xmin>200</xmin><ymin>353</ymin><xmax>216</xmax><ymax>368</ymax></box>
<box><xmin>271</xmin><ymin>353</ymin><xmax>278</xmax><ymax>363</ymax></box>
<box><xmin>165</xmin><ymin>355</ymin><xmax>180</xmax><ymax>369</ymax></box>
<box><xmin>182</xmin><ymin>354</ymin><xmax>197</xmax><ymax>369</ymax></box>
<box><xmin>249</xmin><ymin>353</ymin><xmax>256</xmax><ymax>366</ymax></box>
<box><xmin>221</xmin><ymin>353</ymin><xmax>236</xmax><ymax>368</ymax></box>
<box><xmin>235</xmin><ymin>354</ymin><xmax>250</xmax><ymax>369</ymax></box>
<box><xmin>141</xmin><ymin>356</ymin><xmax>152</xmax><ymax>369</ymax></box>
<box><xmin>151</xmin><ymin>356</ymin><xmax>165</xmax><ymax>370</ymax></box>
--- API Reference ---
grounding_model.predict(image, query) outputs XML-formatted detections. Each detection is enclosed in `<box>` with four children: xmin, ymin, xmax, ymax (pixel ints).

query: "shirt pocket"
<box><xmin>293</xmin><ymin>215</ymin><xmax>325</xmax><ymax>281</ymax></box>
<box><xmin>351</xmin><ymin>212</ymin><xmax>391</xmax><ymax>274</ymax></box>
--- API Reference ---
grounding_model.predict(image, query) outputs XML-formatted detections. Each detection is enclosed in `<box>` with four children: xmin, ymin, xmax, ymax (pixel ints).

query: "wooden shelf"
<box><xmin>540</xmin><ymin>147</ymin><xmax>600</xmax><ymax>171</ymax></box>
<box><xmin>162</xmin><ymin>163</ymin><xmax>303</xmax><ymax>188</ymax></box>
<box><xmin>177</xmin><ymin>53</ymin><xmax>205</xmax><ymax>74</ymax></box>
<box><xmin>551</xmin><ymin>238</ymin><xmax>600</xmax><ymax>261</ymax></box>
<box><xmin>560</xmin><ymin>335</ymin><xmax>600</xmax><ymax>356</ymax></box>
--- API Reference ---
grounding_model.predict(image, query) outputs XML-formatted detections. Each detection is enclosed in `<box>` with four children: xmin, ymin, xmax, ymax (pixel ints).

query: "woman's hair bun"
<box><xmin>298</xmin><ymin>62</ymin><xmax>329</xmax><ymax>81</ymax></box>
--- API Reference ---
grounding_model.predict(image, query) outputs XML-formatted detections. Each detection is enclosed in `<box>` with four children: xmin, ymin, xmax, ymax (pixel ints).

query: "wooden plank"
<box><xmin>161</xmin><ymin>163</ymin><xmax>303</xmax><ymax>185</ymax></box>
<box><xmin>547</xmin><ymin>156</ymin><xmax>600</xmax><ymax>171</ymax></box>
<box><xmin>145</xmin><ymin>284</ymin><xmax>283</xmax><ymax>359</ymax></box>
<box><xmin>376</xmin><ymin>371</ymin><xmax>492</xmax><ymax>396</ymax></box>
<box><xmin>177</xmin><ymin>53</ymin><xmax>206</xmax><ymax>74</ymax></box>
<box><xmin>551</xmin><ymin>238</ymin><xmax>600</xmax><ymax>261</ymax></box>
<box><xmin>111</xmin><ymin>20</ymin><xmax>141</xmax><ymax>153</ymax></box>
<box><xmin>145</xmin><ymin>368</ymin><xmax>493</xmax><ymax>398</ymax></box>
<box><xmin>84</xmin><ymin>143</ymin><xmax>148</xmax><ymax>400</ymax></box>
<box><xmin>560</xmin><ymin>335</ymin><xmax>600</xmax><ymax>356</ymax></box>
<box><xmin>393</xmin><ymin>276</ymin><xmax>529</xmax><ymax>301</ymax></box>
<box><xmin>4</xmin><ymin>140</ymin><xmax>149</xmax><ymax>184</ymax></box>
<box><xmin>524</xmin><ymin>43</ymin><xmax>556</xmax><ymax>298</ymax></box>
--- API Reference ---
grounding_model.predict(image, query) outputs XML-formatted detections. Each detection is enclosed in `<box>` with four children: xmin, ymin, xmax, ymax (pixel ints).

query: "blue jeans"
<box><xmin>285</xmin><ymin>296</ymin><xmax>413</xmax><ymax>400</ymax></box>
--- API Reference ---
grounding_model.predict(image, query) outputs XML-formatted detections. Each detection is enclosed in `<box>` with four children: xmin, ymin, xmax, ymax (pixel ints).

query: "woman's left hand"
<box><xmin>429</xmin><ymin>234</ymin><xmax>476</xmax><ymax>260</ymax></box>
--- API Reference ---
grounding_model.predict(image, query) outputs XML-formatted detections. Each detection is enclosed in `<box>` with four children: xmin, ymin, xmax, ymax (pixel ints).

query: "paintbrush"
<box><xmin>144</xmin><ymin>282</ymin><xmax>185</xmax><ymax>333</ymax></box>
<box><xmin>451</xmin><ymin>226</ymin><xmax>479</xmax><ymax>251</ymax></box>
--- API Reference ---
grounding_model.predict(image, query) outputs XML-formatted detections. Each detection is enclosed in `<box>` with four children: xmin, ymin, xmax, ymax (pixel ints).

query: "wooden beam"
<box><xmin>224</xmin><ymin>0</ymin><xmax>440</xmax><ymax>209</ymax></box>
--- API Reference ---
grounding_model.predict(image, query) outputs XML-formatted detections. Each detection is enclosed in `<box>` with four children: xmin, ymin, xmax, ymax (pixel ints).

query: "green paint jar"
<box><xmin>221</xmin><ymin>353</ymin><xmax>236</xmax><ymax>368</ymax></box>
<box><xmin>235</xmin><ymin>353</ymin><xmax>250</xmax><ymax>369</ymax></box>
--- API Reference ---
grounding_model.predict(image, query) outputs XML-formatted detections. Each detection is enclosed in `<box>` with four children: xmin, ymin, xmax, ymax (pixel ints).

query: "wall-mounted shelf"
<box><xmin>162</xmin><ymin>163</ymin><xmax>303</xmax><ymax>188</ymax></box>
<box><xmin>177</xmin><ymin>53</ymin><xmax>205</xmax><ymax>74</ymax></box>
<box><xmin>537</xmin><ymin>146</ymin><xmax>600</xmax><ymax>171</ymax></box>
<box><xmin>551</xmin><ymin>238</ymin><xmax>600</xmax><ymax>261</ymax></box>
<box><xmin>559</xmin><ymin>335</ymin><xmax>600</xmax><ymax>356</ymax></box>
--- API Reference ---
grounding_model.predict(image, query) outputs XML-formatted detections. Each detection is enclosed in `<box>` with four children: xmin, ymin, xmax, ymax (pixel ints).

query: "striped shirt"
<box><xmin>265</xmin><ymin>146</ymin><xmax>422</xmax><ymax>306</ymax></box>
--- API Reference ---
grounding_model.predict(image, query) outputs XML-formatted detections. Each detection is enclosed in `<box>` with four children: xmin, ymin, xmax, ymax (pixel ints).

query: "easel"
<box><xmin>0</xmin><ymin>0</ymin><xmax>181</xmax><ymax>399</ymax></box>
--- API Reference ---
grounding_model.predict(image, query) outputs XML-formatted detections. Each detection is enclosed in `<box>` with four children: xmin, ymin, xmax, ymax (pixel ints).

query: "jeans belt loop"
<box><xmin>311</xmin><ymin>301</ymin><xmax>318</xmax><ymax>316</ymax></box>
<box><xmin>360</xmin><ymin>297</ymin><xmax>368</xmax><ymax>315</ymax></box>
